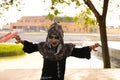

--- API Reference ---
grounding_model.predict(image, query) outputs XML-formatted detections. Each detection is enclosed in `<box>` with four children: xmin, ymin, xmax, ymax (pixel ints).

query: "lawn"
<box><xmin>0</xmin><ymin>43</ymin><xmax>25</xmax><ymax>57</ymax></box>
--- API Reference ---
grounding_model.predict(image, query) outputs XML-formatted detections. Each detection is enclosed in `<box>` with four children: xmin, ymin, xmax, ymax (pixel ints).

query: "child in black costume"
<box><xmin>13</xmin><ymin>22</ymin><xmax>100</xmax><ymax>80</ymax></box>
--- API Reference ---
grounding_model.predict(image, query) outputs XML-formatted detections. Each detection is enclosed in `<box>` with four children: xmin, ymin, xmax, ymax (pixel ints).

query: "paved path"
<box><xmin>0</xmin><ymin>69</ymin><xmax>120</xmax><ymax>80</ymax></box>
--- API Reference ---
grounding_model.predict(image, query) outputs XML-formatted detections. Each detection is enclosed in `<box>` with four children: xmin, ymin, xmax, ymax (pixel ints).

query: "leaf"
<box><xmin>54</xmin><ymin>9</ymin><xmax>60</xmax><ymax>15</ymax></box>
<box><xmin>51</xmin><ymin>6</ymin><xmax>55</xmax><ymax>9</ymax></box>
<box><xmin>47</xmin><ymin>13</ymin><xmax>55</xmax><ymax>21</ymax></box>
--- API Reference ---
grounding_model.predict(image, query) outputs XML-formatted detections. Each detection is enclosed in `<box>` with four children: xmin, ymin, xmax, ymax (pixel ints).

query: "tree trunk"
<box><xmin>83</xmin><ymin>0</ymin><xmax>110</xmax><ymax>68</ymax></box>
<box><xmin>98</xmin><ymin>18</ymin><xmax>111</xmax><ymax>68</ymax></box>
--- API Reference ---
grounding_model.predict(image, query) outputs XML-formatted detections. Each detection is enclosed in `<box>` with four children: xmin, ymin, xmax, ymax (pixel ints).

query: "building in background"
<box><xmin>10</xmin><ymin>16</ymin><xmax>98</xmax><ymax>33</ymax></box>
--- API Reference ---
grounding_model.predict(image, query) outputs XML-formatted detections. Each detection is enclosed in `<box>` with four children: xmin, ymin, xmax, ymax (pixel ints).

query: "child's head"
<box><xmin>46</xmin><ymin>22</ymin><xmax>64</xmax><ymax>47</ymax></box>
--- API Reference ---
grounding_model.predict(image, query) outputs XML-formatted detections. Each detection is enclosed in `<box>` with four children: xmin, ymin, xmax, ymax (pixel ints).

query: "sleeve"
<box><xmin>70</xmin><ymin>46</ymin><xmax>91</xmax><ymax>59</ymax></box>
<box><xmin>22</xmin><ymin>40</ymin><xmax>38</xmax><ymax>53</ymax></box>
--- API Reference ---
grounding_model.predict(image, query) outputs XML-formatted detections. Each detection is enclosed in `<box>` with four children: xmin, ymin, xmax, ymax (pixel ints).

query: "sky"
<box><xmin>0</xmin><ymin>0</ymin><xmax>80</xmax><ymax>28</ymax></box>
<box><xmin>0</xmin><ymin>0</ymin><xmax>120</xmax><ymax>28</ymax></box>
<box><xmin>12</xmin><ymin>0</ymin><xmax>81</xmax><ymax>19</ymax></box>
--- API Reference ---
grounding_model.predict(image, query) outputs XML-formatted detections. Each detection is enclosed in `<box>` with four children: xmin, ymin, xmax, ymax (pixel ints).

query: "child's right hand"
<box><xmin>13</xmin><ymin>35</ymin><xmax>22</xmax><ymax>44</ymax></box>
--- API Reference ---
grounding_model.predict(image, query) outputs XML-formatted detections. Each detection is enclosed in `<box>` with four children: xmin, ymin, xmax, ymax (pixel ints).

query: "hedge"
<box><xmin>0</xmin><ymin>43</ymin><xmax>25</xmax><ymax>57</ymax></box>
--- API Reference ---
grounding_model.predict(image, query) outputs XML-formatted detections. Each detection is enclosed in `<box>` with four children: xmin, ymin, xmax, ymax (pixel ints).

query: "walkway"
<box><xmin>0</xmin><ymin>69</ymin><xmax>120</xmax><ymax>80</ymax></box>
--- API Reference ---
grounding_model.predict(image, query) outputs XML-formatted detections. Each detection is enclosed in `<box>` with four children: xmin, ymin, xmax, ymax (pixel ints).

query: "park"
<box><xmin>0</xmin><ymin>0</ymin><xmax>120</xmax><ymax>80</ymax></box>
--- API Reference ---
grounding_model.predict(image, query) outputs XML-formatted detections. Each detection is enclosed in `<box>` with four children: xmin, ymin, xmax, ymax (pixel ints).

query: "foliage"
<box><xmin>55</xmin><ymin>16</ymin><xmax>75</xmax><ymax>22</ymax></box>
<box><xmin>0</xmin><ymin>0</ymin><xmax>23</xmax><ymax>17</ymax></box>
<box><xmin>46</xmin><ymin>0</ymin><xmax>97</xmax><ymax>27</ymax></box>
<box><xmin>0</xmin><ymin>43</ymin><xmax>25</xmax><ymax>57</ymax></box>
<box><xmin>74</xmin><ymin>8</ymin><xmax>97</xmax><ymax>27</ymax></box>
<box><xmin>47</xmin><ymin>15</ymin><xmax>76</xmax><ymax>22</ymax></box>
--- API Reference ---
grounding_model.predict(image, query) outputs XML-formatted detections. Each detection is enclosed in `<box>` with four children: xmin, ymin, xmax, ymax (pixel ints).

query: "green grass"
<box><xmin>0</xmin><ymin>43</ymin><xmax>25</xmax><ymax>57</ymax></box>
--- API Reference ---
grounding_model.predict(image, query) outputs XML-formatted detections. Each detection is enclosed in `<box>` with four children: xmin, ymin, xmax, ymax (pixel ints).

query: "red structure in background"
<box><xmin>0</xmin><ymin>31</ymin><xmax>18</xmax><ymax>43</ymax></box>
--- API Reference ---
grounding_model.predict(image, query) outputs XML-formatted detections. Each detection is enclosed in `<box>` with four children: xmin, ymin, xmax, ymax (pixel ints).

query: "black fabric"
<box><xmin>22</xmin><ymin>41</ymin><xmax>91</xmax><ymax>80</ymax></box>
<box><xmin>23</xmin><ymin>41</ymin><xmax>91</xmax><ymax>59</ymax></box>
<box><xmin>23</xmin><ymin>41</ymin><xmax>38</xmax><ymax>53</ymax></box>
<box><xmin>41</xmin><ymin>59</ymin><xmax>66</xmax><ymax>80</ymax></box>
<box><xmin>71</xmin><ymin>47</ymin><xmax>91</xmax><ymax>59</ymax></box>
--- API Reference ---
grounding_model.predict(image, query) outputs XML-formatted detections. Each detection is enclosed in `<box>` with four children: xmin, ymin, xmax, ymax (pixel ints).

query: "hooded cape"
<box><xmin>38</xmin><ymin>22</ymin><xmax>75</xmax><ymax>61</ymax></box>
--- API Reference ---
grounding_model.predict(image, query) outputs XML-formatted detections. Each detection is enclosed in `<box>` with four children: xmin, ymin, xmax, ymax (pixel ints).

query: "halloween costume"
<box><xmin>22</xmin><ymin>22</ymin><xmax>91</xmax><ymax>80</ymax></box>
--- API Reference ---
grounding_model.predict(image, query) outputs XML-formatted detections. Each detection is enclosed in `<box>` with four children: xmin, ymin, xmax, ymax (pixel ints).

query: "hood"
<box><xmin>46</xmin><ymin>22</ymin><xmax>64</xmax><ymax>46</ymax></box>
<box><xmin>37</xmin><ymin>22</ymin><xmax>75</xmax><ymax>61</ymax></box>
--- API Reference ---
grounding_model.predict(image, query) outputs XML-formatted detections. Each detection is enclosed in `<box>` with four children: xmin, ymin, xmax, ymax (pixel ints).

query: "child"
<box><xmin>13</xmin><ymin>22</ymin><xmax>100</xmax><ymax>80</ymax></box>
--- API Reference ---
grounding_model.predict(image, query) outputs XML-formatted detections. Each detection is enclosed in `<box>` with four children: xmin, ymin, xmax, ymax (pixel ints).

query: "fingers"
<box><xmin>14</xmin><ymin>35</ymin><xmax>21</xmax><ymax>40</ymax></box>
<box><xmin>92</xmin><ymin>43</ymin><xmax>100</xmax><ymax>52</ymax></box>
<box><xmin>94</xmin><ymin>43</ymin><xmax>100</xmax><ymax>48</ymax></box>
<box><xmin>13</xmin><ymin>35</ymin><xmax>20</xmax><ymax>39</ymax></box>
<box><xmin>92</xmin><ymin>47</ymin><xmax>97</xmax><ymax>51</ymax></box>
<box><xmin>12</xmin><ymin>35</ymin><xmax>22</xmax><ymax>43</ymax></box>
<box><xmin>15</xmin><ymin>41</ymin><xmax>19</xmax><ymax>44</ymax></box>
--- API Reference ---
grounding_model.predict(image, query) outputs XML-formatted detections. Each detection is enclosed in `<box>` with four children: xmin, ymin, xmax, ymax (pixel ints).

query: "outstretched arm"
<box><xmin>13</xmin><ymin>35</ymin><xmax>38</xmax><ymax>53</ymax></box>
<box><xmin>71</xmin><ymin>43</ymin><xmax>100</xmax><ymax>59</ymax></box>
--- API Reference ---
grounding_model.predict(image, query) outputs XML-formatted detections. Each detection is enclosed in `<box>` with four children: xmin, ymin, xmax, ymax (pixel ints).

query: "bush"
<box><xmin>0</xmin><ymin>43</ymin><xmax>25</xmax><ymax>57</ymax></box>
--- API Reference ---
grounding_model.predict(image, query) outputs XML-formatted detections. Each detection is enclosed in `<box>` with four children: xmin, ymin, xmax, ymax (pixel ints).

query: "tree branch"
<box><xmin>102</xmin><ymin>0</ymin><xmax>109</xmax><ymax>18</ymax></box>
<box><xmin>83</xmin><ymin>0</ymin><xmax>101</xmax><ymax>20</ymax></box>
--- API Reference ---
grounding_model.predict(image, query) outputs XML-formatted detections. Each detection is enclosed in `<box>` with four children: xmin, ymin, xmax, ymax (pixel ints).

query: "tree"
<box><xmin>48</xmin><ymin>0</ymin><xmax>111</xmax><ymax>68</ymax></box>
<box><xmin>84</xmin><ymin>0</ymin><xmax>110</xmax><ymax>68</ymax></box>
